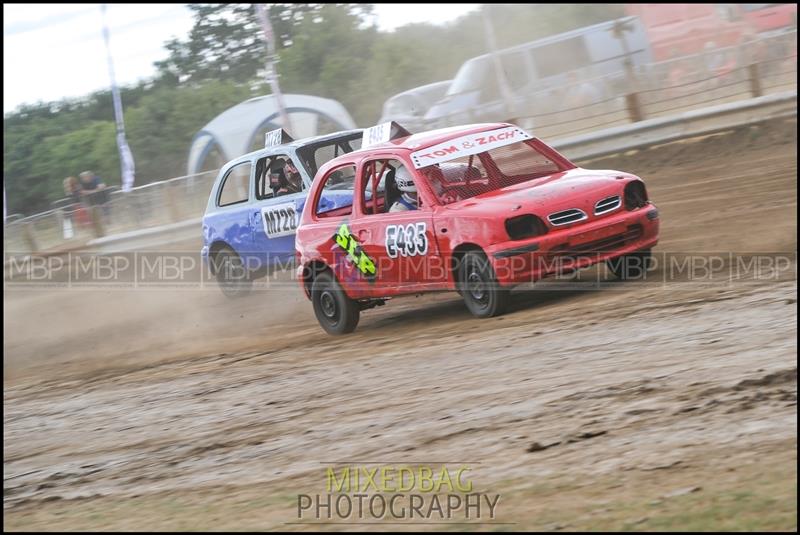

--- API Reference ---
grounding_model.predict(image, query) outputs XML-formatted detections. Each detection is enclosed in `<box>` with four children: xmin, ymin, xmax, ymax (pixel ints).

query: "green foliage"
<box><xmin>155</xmin><ymin>4</ymin><xmax>265</xmax><ymax>85</ymax></box>
<box><xmin>277</xmin><ymin>4</ymin><xmax>379</xmax><ymax>124</ymax></box>
<box><xmin>4</xmin><ymin>81</ymin><xmax>253</xmax><ymax>214</ymax></box>
<box><xmin>154</xmin><ymin>4</ymin><xmax>373</xmax><ymax>85</ymax></box>
<box><xmin>4</xmin><ymin>4</ymin><xmax>624</xmax><ymax>215</ymax></box>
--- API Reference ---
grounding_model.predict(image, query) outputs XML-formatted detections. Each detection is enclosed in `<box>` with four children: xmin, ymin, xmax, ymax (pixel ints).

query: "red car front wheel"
<box><xmin>607</xmin><ymin>249</ymin><xmax>653</xmax><ymax>280</ymax></box>
<box><xmin>458</xmin><ymin>251</ymin><xmax>511</xmax><ymax>318</ymax></box>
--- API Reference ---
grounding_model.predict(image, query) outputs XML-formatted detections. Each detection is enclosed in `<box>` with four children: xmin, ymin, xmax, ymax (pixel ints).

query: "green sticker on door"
<box><xmin>334</xmin><ymin>223</ymin><xmax>376</xmax><ymax>278</ymax></box>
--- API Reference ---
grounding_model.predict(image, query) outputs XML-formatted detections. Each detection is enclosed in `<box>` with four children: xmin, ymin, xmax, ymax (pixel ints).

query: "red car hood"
<box><xmin>442</xmin><ymin>168</ymin><xmax>636</xmax><ymax>218</ymax></box>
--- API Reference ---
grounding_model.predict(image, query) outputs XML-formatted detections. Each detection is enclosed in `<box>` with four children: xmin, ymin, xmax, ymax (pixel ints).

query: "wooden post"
<box><xmin>90</xmin><ymin>205</ymin><xmax>105</xmax><ymax>238</ymax></box>
<box><xmin>625</xmin><ymin>92</ymin><xmax>644</xmax><ymax>123</ymax></box>
<box><xmin>22</xmin><ymin>221</ymin><xmax>38</xmax><ymax>252</ymax></box>
<box><xmin>748</xmin><ymin>63</ymin><xmax>762</xmax><ymax>98</ymax></box>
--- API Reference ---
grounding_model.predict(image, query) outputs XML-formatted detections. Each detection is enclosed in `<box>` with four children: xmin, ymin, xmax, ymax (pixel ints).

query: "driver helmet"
<box><xmin>395</xmin><ymin>166</ymin><xmax>416</xmax><ymax>193</ymax></box>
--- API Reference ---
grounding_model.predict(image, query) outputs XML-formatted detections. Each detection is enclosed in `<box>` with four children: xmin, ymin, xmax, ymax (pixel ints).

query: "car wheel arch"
<box><xmin>208</xmin><ymin>240</ymin><xmax>234</xmax><ymax>275</ymax></box>
<box><xmin>302</xmin><ymin>260</ymin><xmax>333</xmax><ymax>297</ymax></box>
<box><xmin>451</xmin><ymin>242</ymin><xmax>485</xmax><ymax>283</ymax></box>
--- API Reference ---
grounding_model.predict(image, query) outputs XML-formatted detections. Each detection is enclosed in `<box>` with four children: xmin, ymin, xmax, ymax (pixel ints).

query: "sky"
<box><xmin>2</xmin><ymin>3</ymin><xmax>481</xmax><ymax>114</ymax></box>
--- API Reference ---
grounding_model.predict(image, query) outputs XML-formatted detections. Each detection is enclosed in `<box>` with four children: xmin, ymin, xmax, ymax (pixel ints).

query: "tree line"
<box><xmin>4</xmin><ymin>4</ymin><xmax>622</xmax><ymax>215</ymax></box>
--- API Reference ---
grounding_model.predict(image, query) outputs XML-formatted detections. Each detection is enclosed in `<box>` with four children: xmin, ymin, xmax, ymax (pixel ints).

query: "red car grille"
<box><xmin>550</xmin><ymin>224</ymin><xmax>643</xmax><ymax>258</ymax></box>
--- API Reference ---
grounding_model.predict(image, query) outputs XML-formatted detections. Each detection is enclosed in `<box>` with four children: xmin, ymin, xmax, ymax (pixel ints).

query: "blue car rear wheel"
<box><xmin>214</xmin><ymin>247</ymin><xmax>253</xmax><ymax>299</ymax></box>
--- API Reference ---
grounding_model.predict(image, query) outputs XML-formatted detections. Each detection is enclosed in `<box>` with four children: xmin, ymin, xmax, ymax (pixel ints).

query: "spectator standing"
<box><xmin>78</xmin><ymin>170</ymin><xmax>107</xmax><ymax>204</ymax></box>
<box><xmin>64</xmin><ymin>175</ymin><xmax>92</xmax><ymax>220</ymax></box>
<box><xmin>79</xmin><ymin>170</ymin><xmax>111</xmax><ymax>223</ymax></box>
<box><xmin>63</xmin><ymin>176</ymin><xmax>82</xmax><ymax>205</ymax></box>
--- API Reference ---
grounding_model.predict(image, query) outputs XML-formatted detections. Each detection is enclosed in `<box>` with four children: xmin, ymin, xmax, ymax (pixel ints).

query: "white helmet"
<box><xmin>395</xmin><ymin>166</ymin><xmax>416</xmax><ymax>193</ymax></box>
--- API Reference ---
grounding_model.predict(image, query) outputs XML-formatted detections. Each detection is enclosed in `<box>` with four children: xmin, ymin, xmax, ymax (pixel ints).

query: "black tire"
<box><xmin>311</xmin><ymin>271</ymin><xmax>360</xmax><ymax>335</ymax></box>
<box><xmin>214</xmin><ymin>247</ymin><xmax>253</xmax><ymax>299</ymax></box>
<box><xmin>457</xmin><ymin>251</ymin><xmax>510</xmax><ymax>318</ymax></box>
<box><xmin>607</xmin><ymin>249</ymin><xmax>653</xmax><ymax>280</ymax></box>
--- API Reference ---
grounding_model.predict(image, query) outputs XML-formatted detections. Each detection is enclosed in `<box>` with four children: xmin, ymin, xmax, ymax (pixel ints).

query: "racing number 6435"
<box><xmin>386</xmin><ymin>222</ymin><xmax>428</xmax><ymax>258</ymax></box>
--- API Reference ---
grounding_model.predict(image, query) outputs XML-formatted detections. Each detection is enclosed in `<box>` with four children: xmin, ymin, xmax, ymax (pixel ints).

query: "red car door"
<box><xmin>347</xmin><ymin>157</ymin><xmax>444</xmax><ymax>297</ymax></box>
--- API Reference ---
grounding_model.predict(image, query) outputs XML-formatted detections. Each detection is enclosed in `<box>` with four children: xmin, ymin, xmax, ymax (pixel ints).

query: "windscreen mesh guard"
<box><xmin>419</xmin><ymin>140</ymin><xmax>568</xmax><ymax>205</ymax></box>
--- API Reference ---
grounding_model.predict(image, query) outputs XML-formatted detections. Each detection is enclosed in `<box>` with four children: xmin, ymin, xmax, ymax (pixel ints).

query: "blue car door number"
<box><xmin>261</xmin><ymin>202</ymin><xmax>299</xmax><ymax>238</ymax></box>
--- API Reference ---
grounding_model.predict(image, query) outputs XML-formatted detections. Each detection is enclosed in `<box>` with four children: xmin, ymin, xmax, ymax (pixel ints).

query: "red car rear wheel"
<box><xmin>311</xmin><ymin>271</ymin><xmax>360</xmax><ymax>335</ymax></box>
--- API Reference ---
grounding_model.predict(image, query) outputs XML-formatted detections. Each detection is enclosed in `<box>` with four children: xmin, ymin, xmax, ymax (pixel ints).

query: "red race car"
<box><xmin>296</xmin><ymin>122</ymin><xmax>659</xmax><ymax>334</ymax></box>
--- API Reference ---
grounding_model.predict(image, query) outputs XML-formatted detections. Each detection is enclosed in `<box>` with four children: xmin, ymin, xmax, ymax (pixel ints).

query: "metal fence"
<box><xmin>3</xmin><ymin>170</ymin><xmax>217</xmax><ymax>253</ymax></box>
<box><xmin>429</xmin><ymin>29</ymin><xmax>797</xmax><ymax>140</ymax></box>
<box><xmin>3</xmin><ymin>30</ymin><xmax>797</xmax><ymax>254</ymax></box>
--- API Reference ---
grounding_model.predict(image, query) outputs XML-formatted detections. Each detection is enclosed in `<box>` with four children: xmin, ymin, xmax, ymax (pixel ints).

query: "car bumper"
<box><xmin>296</xmin><ymin>264</ymin><xmax>311</xmax><ymax>299</ymax></box>
<box><xmin>486</xmin><ymin>205</ymin><xmax>660</xmax><ymax>286</ymax></box>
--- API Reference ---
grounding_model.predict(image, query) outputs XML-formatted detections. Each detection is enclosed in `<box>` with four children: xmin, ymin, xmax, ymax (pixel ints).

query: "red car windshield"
<box><xmin>418</xmin><ymin>139</ymin><xmax>574</xmax><ymax>205</ymax></box>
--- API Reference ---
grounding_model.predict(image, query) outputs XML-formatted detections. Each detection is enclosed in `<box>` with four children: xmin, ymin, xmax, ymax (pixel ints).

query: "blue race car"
<box><xmin>202</xmin><ymin>128</ymin><xmax>363</xmax><ymax>297</ymax></box>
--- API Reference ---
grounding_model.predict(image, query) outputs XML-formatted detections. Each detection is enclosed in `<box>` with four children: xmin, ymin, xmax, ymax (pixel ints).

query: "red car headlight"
<box><xmin>505</xmin><ymin>214</ymin><xmax>548</xmax><ymax>240</ymax></box>
<box><xmin>624</xmin><ymin>180</ymin><xmax>649</xmax><ymax>210</ymax></box>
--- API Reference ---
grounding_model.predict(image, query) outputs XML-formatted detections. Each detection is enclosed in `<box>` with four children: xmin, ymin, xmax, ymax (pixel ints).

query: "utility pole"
<box><xmin>612</xmin><ymin>18</ymin><xmax>643</xmax><ymax>122</ymax></box>
<box><xmin>101</xmin><ymin>4</ymin><xmax>136</xmax><ymax>192</ymax></box>
<box><xmin>482</xmin><ymin>4</ymin><xmax>517</xmax><ymax>121</ymax></box>
<box><xmin>256</xmin><ymin>3</ymin><xmax>293</xmax><ymax>136</ymax></box>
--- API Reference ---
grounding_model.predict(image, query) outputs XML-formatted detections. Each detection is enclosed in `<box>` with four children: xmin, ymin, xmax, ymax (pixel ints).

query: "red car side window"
<box><xmin>359</xmin><ymin>159</ymin><xmax>414</xmax><ymax>215</ymax></box>
<box><xmin>314</xmin><ymin>164</ymin><xmax>357</xmax><ymax>218</ymax></box>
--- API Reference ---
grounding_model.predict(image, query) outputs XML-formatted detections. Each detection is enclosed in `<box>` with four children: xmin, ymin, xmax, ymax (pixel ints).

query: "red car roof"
<box><xmin>355</xmin><ymin>122</ymin><xmax>515</xmax><ymax>153</ymax></box>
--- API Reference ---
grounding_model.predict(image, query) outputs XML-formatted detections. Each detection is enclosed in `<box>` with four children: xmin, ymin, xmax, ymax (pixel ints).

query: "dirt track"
<box><xmin>3</xmin><ymin>118</ymin><xmax>797</xmax><ymax>530</ymax></box>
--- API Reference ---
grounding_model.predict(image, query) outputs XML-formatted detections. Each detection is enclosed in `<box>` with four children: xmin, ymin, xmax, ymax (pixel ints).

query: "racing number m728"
<box><xmin>261</xmin><ymin>203</ymin><xmax>298</xmax><ymax>238</ymax></box>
